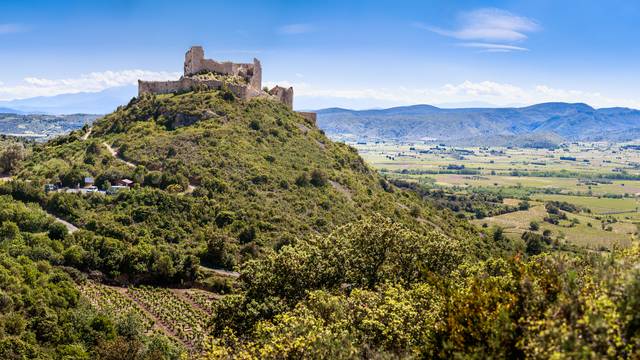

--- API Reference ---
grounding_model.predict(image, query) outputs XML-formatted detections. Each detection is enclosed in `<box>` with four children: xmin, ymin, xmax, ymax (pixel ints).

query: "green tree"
<box><xmin>0</xmin><ymin>142</ymin><xmax>25</xmax><ymax>174</ymax></box>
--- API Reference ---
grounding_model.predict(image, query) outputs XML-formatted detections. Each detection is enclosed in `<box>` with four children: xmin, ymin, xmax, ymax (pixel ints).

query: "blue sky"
<box><xmin>0</xmin><ymin>0</ymin><xmax>639</xmax><ymax>109</ymax></box>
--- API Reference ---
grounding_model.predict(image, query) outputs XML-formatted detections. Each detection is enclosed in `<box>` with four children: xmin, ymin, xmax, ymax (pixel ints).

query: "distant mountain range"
<box><xmin>0</xmin><ymin>86</ymin><xmax>137</xmax><ymax>115</ymax></box>
<box><xmin>316</xmin><ymin>103</ymin><xmax>640</xmax><ymax>146</ymax></box>
<box><xmin>3</xmin><ymin>91</ymin><xmax>640</xmax><ymax>146</ymax></box>
<box><xmin>0</xmin><ymin>107</ymin><xmax>26</xmax><ymax>114</ymax></box>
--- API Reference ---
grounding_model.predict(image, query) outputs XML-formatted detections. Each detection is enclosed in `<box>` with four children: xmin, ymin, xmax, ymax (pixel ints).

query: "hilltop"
<box><xmin>317</xmin><ymin>102</ymin><xmax>640</xmax><ymax>145</ymax></box>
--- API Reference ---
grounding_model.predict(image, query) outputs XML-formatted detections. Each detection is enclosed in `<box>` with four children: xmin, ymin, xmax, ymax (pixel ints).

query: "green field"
<box><xmin>532</xmin><ymin>194</ymin><xmax>639</xmax><ymax>214</ymax></box>
<box><xmin>354</xmin><ymin>141</ymin><xmax>640</xmax><ymax>250</ymax></box>
<box><xmin>473</xmin><ymin>205</ymin><xmax>634</xmax><ymax>250</ymax></box>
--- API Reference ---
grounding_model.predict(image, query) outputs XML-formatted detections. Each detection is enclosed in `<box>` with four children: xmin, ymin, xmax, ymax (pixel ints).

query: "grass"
<box><xmin>473</xmin><ymin>205</ymin><xmax>634</xmax><ymax>250</ymax></box>
<box><xmin>532</xmin><ymin>194</ymin><xmax>639</xmax><ymax>214</ymax></box>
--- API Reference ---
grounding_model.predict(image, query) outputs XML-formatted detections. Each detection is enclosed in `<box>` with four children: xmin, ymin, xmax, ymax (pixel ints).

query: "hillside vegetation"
<box><xmin>0</xmin><ymin>90</ymin><xmax>639</xmax><ymax>358</ymax></box>
<box><xmin>0</xmin><ymin>194</ymin><xmax>181</xmax><ymax>359</ymax></box>
<box><xmin>13</xmin><ymin>90</ymin><xmax>479</xmax><ymax>285</ymax></box>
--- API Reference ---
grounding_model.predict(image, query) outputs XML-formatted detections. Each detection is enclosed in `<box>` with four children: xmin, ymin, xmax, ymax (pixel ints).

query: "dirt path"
<box><xmin>0</xmin><ymin>175</ymin><xmax>79</xmax><ymax>233</ymax></box>
<box><xmin>81</xmin><ymin>127</ymin><xmax>92</xmax><ymax>141</ymax></box>
<box><xmin>103</xmin><ymin>142</ymin><xmax>136</xmax><ymax>168</ymax></box>
<box><xmin>100</xmin><ymin>143</ymin><xmax>200</xmax><ymax>195</ymax></box>
<box><xmin>329</xmin><ymin>180</ymin><xmax>353</xmax><ymax>201</ymax></box>
<box><xmin>199</xmin><ymin>265</ymin><xmax>240</xmax><ymax>278</ymax></box>
<box><xmin>180</xmin><ymin>184</ymin><xmax>198</xmax><ymax>195</ymax></box>
<box><xmin>52</xmin><ymin>216</ymin><xmax>79</xmax><ymax>233</ymax></box>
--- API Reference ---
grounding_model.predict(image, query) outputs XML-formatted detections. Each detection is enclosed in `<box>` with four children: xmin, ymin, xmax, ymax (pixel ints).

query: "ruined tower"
<box><xmin>138</xmin><ymin>46</ymin><xmax>291</xmax><ymax>109</ymax></box>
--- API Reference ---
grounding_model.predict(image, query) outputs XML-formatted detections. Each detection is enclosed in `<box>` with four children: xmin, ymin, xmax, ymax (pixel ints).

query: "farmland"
<box><xmin>353</xmin><ymin>141</ymin><xmax>640</xmax><ymax>250</ymax></box>
<box><xmin>80</xmin><ymin>281</ymin><xmax>218</xmax><ymax>353</ymax></box>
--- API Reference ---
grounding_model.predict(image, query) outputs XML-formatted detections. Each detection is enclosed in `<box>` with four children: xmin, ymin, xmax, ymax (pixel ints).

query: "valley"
<box><xmin>354</xmin><ymin>140</ymin><xmax>640</xmax><ymax>250</ymax></box>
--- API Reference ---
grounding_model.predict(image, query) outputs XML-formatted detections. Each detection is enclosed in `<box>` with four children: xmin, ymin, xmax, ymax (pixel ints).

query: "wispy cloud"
<box><xmin>459</xmin><ymin>42</ymin><xmax>529</xmax><ymax>52</ymax></box>
<box><xmin>277</xmin><ymin>23</ymin><xmax>314</xmax><ymax>35</ymax></box>
<box><xmin>265</xmin><ymin>80</ymin><xmax>640</xmax><ymax>109</ymax></box>
<box><xmin>0</xmin><ymin>70</ymin><xmax>180</xmax><ymax>101</ymax></box>
<box><xmin>0</xmin><ymin>23</ymin><xmax>28</xmax><ymax>35</ymax></box>
<box><xmin>417</xmin><ymin>8</ymin><xmax>540</xmax><ymax>52</ymax></box>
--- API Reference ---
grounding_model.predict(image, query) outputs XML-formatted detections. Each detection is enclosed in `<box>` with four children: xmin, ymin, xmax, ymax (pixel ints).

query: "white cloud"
<box><xmin>0</xmin><ymin>23</ymin><xmax>27</xmax><ymax>35</ymax></box>
<box><xmin>0</xmin><ymin>70</ymin><xmax>180</xmax><ymax>101</ymax></box>
<box><xmin>265</xmin><ymin>80</ymin><xmax>640</xmax><ymax>109</ymax></box>
<box><xmin>419</xmin><ymin>8</ymin><xmax>540</xmax><ymax>52</ymax></box>
<box><xmin>460</xmin><ymin>42</ymin><xmax>529</xmax><ymax>52</ymax></box>
<box><xmin>441</xmin><ymin>80</ymin><xmax>527</xmax><ymax>98</ymax></box>
<box><xmin>278</xmin><ymin>23</ymin><xmax>314</xmax><ymax>35</ymax></box>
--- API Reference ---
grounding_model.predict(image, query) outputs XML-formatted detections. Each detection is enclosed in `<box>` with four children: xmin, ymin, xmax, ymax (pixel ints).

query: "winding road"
<box><xmin>80</xmin><ymin>127</ymin><xmax>92</xmax><ymax>141</ymax></box>
<box><xmin>53</xmin><ymin>216</ymin><xmax>79</xmax><ymax>233</ymax></box>
<box><xmin>102</xmin><ymin>142</ymin><xmax>137</xmax><ymax>168</ymax></box>
<box><xmin>1</xmin><ymin>175</ymin><xmax>79</xmax><ymax>233</ymax></box>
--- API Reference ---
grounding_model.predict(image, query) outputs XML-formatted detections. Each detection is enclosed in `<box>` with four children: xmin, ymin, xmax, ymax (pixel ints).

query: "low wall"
<box><xmin>138</xmin><ymin>79</ymin><xmax>249</xmax><ymax>98</ymax></box>
<box><xmin>297</xmin><ymin>111</ymin><xmax>317</xmax><ymax>125</ymax></box>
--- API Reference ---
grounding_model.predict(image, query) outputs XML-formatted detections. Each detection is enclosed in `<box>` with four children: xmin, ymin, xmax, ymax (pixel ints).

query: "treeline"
<box><xmin>391</xmin><ymin>168</ymin><xmax>481</xmax><ymax>175</ymax></box>
<box><xmin>391</xmin><ymin>179</ymin><xmax>530</xmax><ymax>219</ymax></box>
<box><xmin>391</xmin><ymin>167</ymin><xmax>640</xmax><ymax>181</ymax></box>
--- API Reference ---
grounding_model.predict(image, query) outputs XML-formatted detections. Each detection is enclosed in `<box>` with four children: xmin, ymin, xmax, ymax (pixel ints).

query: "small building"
<box><xmin>84</xmin><ymin>177</ymin><xmax>95</xmax><ymax>187</ymax></box>
<box><xmin>115</xmin><ymin>179</ymin><xmax>134</xmax><ymax>187</ymax></box>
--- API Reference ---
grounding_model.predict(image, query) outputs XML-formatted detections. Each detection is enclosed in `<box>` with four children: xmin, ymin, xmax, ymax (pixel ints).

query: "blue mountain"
<box><xmin>316</xmin><ymin>102</ymin><xmax>640</xmax><ymax>144</ymax></box>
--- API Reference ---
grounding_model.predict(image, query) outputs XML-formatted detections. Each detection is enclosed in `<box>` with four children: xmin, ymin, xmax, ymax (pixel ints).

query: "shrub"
<box><xmin>295</xmin><ymin>173</ymin><xmax>309</xmax><ymax>187</ymax></box>
<box><xmin>523</xmin><ymin>231</ymin><xmax>545</xmax><ymax>255</ymax></box>
<box><xmin>48</xmin><ymin>222</ymin><xmax>68</xmax><ymax>241</ymax></box>
<box><xmin>309</xmin><ymin>169</ymin><xmax>327</xmax><ymax>187</ymax></box>
<box><xmin>249</xmin><ymin>119</ymin><xmax>261</xmax><ymax>130</ymax></box>
<box><xmin>529</xmin><ymin>221</ymin><xmax>540</xmax><ymax>231</ymax></box>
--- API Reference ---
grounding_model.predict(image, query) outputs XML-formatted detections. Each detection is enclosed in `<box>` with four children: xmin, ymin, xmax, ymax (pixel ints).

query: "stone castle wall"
<box><xmin>297</xmin><ymin>111</ymin><xmax>317</xmax><ymax>125</ymax></box>
<box><xmin>138</xmin><ymin>78</ymin><xmax>250</xmax><ymax>98</ymax></box>
<box><xmin>138</xmin><ymin>46</ymin><xmax>302</xmax><ymax>111</ymax></box>
<box><xmin>183</xmin><ymin>46</ymin><xmax>262</xmax><ymax>90</ymax></box>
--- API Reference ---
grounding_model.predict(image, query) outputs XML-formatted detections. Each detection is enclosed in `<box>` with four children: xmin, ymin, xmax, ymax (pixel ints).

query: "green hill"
<box><xmin>14</xmin><ymin>90</ymin><xmax>479</xmax><ymax>284</ymax></box>
<box><xmin>3</xmin><ymin>89</ymin><xmax>640</xmax><ymax>360</ymax></box>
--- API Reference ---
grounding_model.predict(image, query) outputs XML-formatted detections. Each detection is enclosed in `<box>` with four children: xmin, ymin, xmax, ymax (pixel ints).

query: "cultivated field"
<box><xmin>80</xmin><ymin>281</ymin><xmax>219</xmax><ymax>353</ymax></box>
<box><xmin>353</xmin><ymin>141</ymin><xmax>640</xmax><ymax>250</ymax></box>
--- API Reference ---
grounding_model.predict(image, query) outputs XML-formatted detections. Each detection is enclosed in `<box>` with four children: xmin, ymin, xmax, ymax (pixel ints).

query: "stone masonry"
<box><xmin>138</xmin><ymin>46</ymin><xmax>295</xmax><ymax>109</ymax></box>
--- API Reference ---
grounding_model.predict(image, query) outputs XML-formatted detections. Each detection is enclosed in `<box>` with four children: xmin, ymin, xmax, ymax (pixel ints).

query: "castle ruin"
<box><xmin>138</xmin><ymin>46</ymin><xmax>294</xmax><ymax>109</ymax></box>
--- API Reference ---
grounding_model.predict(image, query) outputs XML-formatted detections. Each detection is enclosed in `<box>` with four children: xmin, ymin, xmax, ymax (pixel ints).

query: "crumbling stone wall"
<box><xmin>183</xmin><ymin>46</ymin><xmax>262</xmax><ymax>90</ymax></box>
<box><xmin>139</xmin><ymin>46</ymin><xmax>295</xmax><ymax>108</ymax></box>
<box><xmin>268</xmin><ymin>86</ymin><xmax>294</xmax><ymax>109</ymax></box>
<box><xmin>138</xmin><ymin>78</ymin><xmax>249</xmax><ymax>98</ymax></box>
<box><xmin>297</xmin><ymin>111</ymin><xmax>317</xmax><ymax>125</ymax></box>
